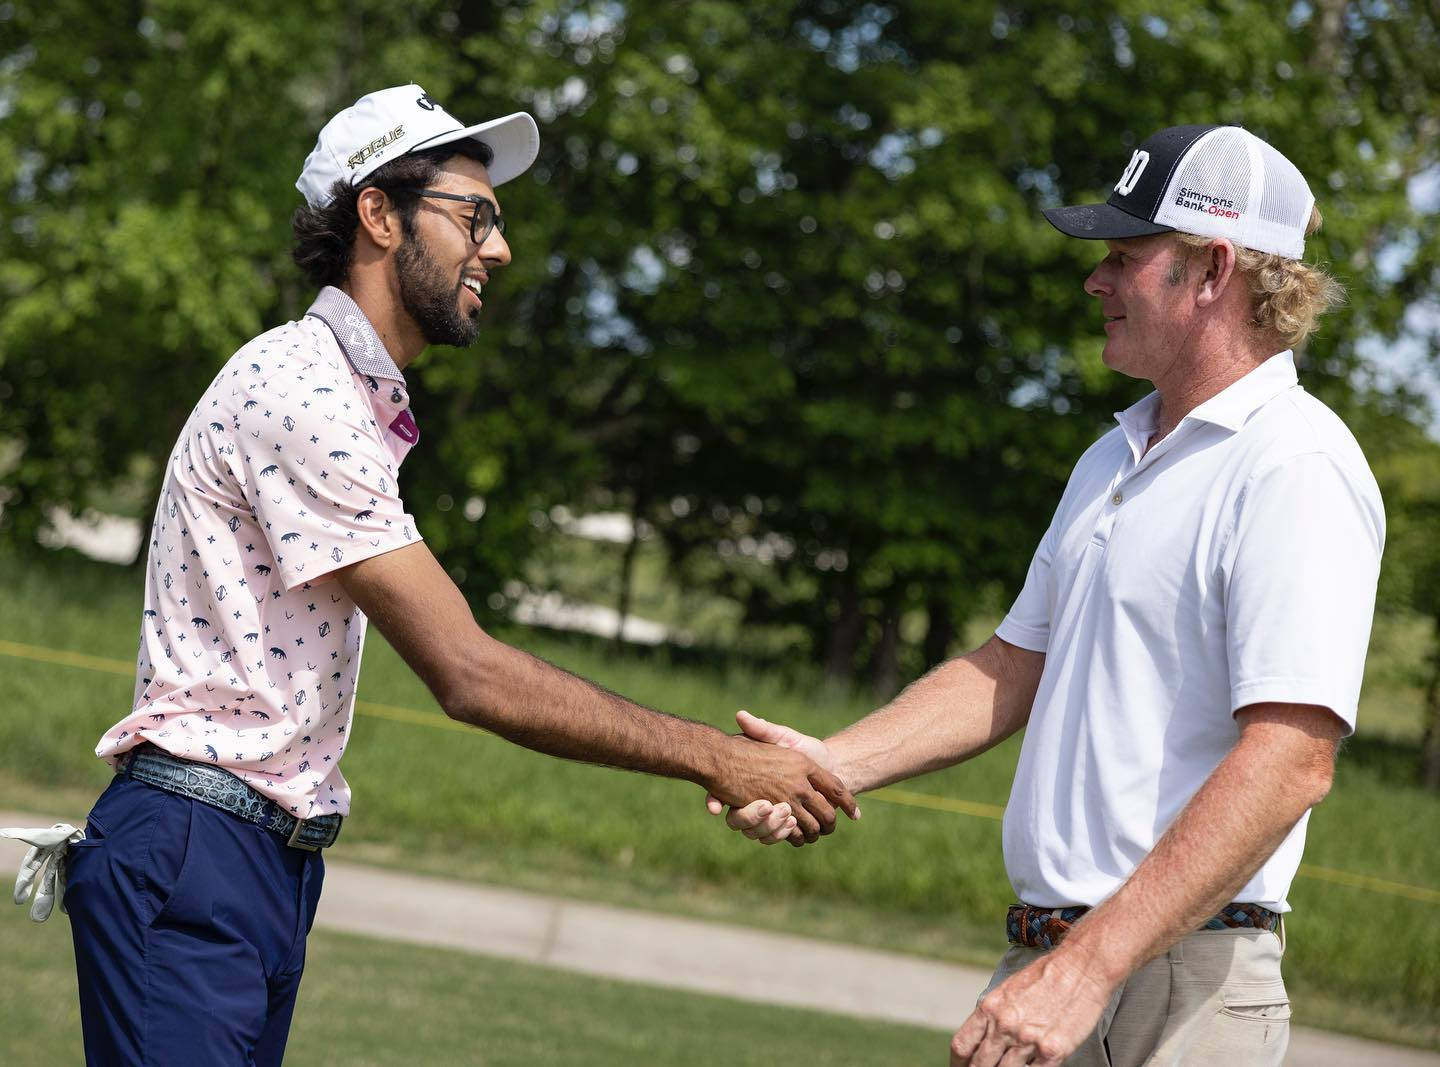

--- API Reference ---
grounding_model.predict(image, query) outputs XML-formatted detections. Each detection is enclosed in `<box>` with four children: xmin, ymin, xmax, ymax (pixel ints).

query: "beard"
<box><xmin>395</xmin><ymin>227</ymin><xmax>480</xmax><ymax>348</ymax></box>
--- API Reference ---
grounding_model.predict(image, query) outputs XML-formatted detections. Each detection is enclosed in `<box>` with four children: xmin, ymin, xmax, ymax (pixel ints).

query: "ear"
<box><xmin>1195</xmin><ymin>239</ymin><xmax>1238</xmax><ymax>308</ymax></box>
<box><xmin>355</xmin><ymin>187</ymin><xmax>402</xmax><ymax>252</ymax></box>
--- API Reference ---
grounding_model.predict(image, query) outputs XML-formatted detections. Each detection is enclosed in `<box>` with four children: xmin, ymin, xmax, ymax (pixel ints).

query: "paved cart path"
<box><xmin>4</xmin><ymin>813</ymin><xmax>1436</xmax><ymax>1065</ymax></box>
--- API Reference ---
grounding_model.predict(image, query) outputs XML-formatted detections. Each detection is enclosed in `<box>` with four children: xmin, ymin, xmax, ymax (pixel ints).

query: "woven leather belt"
<box><xmin>119</xmin><ymin>744</ymin><xmax>342</xmax><ymax>851</ymax></box>
<box><xmin>1007</xmin><ymin>901</ymin><xmax>1280</xmax><ymax>951</ymax></box>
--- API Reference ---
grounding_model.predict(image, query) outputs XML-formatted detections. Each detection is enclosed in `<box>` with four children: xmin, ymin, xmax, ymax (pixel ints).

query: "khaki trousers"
<box><xmin>981</xmin><ymin>926</ymin><xmax>1290</xmax><ymax>1066</ymax></box>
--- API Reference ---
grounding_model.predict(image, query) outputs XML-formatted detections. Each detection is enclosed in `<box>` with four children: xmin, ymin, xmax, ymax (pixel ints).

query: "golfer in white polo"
<box><xmin>717</xmin><ymin>124</ymin><xmax>1383</xmax><ymax>1067</ymax></box>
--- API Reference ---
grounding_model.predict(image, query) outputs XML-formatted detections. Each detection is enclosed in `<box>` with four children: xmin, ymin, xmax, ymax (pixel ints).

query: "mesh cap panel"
<box><xmin>1152</xmin><ymin>127</ymin><xmax>1312</xmax><ymax>258</ymax></box>
<box><xmin>1172</xmin><ymin>132</ymin><xmax>1252</xmax><ymax>215</ymax></box>
<box><xmin>1256</xmin><ymin>138</ymin><xmax>1312</xmax><ymax>231</ymax></box>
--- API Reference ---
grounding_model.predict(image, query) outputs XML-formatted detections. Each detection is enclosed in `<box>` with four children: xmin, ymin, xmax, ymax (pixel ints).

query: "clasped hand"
<box><xmin>705</xmin><ymin>711</ymin><xmax>859</xmax><ymax>845</ymax></box>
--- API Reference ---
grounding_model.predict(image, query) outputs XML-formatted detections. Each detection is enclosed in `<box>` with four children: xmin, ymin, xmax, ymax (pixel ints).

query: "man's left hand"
<box><xmin>949</xmin><ymin>946</ymin><xmax>1113</xmax><ymax>1067</ymax></box>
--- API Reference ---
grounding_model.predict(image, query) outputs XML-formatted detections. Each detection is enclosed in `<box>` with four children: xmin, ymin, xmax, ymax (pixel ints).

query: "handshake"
<box><xmin>702</xmin><ymin>710</ymin><xmax>859</xmax><ymax>846</ymax></box>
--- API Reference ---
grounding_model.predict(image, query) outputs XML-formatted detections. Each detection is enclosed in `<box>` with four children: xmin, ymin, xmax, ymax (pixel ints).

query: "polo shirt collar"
<box><xmin>1113</xmin><ymin>349</ymin><xmax>1298</xmax><ymax>458</ymax></box>
<box><xmin>1114</xmin><ymin>392</ymin><xmax>1163</xmax><ymax>459</ymax></box>
<box><xmin>1185</xmin><ymin>349</ymin><xmax>1298</xmax><ymax>431</ymax></box>
<box><xmin>305</xmin><ymin>286</ymin><xmax>406</xmax><ymax>384</ymax></box>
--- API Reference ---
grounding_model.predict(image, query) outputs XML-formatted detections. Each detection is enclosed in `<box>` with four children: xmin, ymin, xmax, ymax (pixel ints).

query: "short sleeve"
<box><xmin>1221</xmin><ymin>452</ymin><xmax>1384</xmax><ymax>731</ymax></box>
<box><xmin>996</xmin><ymin>511</ymin><xmax>1061</xmax><ymax>652</ymax></box>
<box><xmin>234</xmin><ymin>377</ymin><xmax>421</xmax><ymax>590</ymax></box>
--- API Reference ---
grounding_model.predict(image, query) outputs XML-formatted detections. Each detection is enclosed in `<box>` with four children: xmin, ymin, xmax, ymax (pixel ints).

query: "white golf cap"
<box><xmin>1044</xmin><ymin>125</ymin><xmax>1315</xmax><ymax>259</ymax></box>
<box><xmin>296</xmin><ymin>83</ymin><xmax>540</xmax><ymax>208</ymax></box>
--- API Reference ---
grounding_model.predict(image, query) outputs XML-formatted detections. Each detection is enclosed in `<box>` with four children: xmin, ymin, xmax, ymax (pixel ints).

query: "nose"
<box><xmin>1084</xmin><ymin>259</ymin><xmax>1113</xmax><ymax>299</ymax></box>
<box><xmin>477</xmin><ymin>226</ymin><xmax>512</xmax><ymax>269</ymax></box>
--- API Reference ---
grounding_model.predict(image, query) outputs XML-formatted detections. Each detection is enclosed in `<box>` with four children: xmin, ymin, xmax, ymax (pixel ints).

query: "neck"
<box><xmin>1149</xmin><ymin>329</ymin><xmax>1278</xmax><ymax>442</ymax></box>
<box><xmin>338</xmin><ymin>274</ymin><xmax>425</xmax><ymax>370</ymax></box>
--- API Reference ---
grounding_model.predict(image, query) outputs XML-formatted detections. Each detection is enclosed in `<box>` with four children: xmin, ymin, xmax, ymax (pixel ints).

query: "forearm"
<box><xmin>341</xmin><ymin>549</ymin><xmax>724</xmax><ymax>786</ymax></box>
<box><xmin>341</xmin><ymin>542</ymin><xmax>855</xmax><ymax>836</ymax></box>
<box><xmin>1056</xmin><ymin>707</ymin><xmax>1339</xmax><ymax>988</ymax></box>
<box><xmin>829</xmin><ymin>636</ymin><xmax>1041</xmax><ymax>793</ymax></box>
<box><xmin>440</xmin><ymin>630</ymin><xmax>722</xmax><ymax>785</ymax></box>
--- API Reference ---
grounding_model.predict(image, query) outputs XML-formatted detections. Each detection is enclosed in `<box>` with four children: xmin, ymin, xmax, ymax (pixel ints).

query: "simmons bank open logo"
<box><xmin>1174</xmin><ymin>187</ymin><xmax>1241</xmax><ymax>219</ymax></box>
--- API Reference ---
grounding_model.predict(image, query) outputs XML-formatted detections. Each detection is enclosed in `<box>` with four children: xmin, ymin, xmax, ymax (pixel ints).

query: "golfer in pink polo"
<box><xmin>54</xmin><ymin>85</ymin><xmax>855</xmax><ymax>1066</ymax></box>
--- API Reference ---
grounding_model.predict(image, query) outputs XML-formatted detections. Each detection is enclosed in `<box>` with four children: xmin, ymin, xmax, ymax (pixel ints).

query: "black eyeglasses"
<box><xmin>400</xmin><ymin>189</ymin><xmax>506</xmax><ymax>245</ymax></box>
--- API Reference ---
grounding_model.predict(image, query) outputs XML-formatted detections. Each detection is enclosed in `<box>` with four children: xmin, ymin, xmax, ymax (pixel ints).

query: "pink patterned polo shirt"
<box><xmin>98</xmin><ymin>286</ymin><xmax>423</xmax><ymax>818</ymax></box>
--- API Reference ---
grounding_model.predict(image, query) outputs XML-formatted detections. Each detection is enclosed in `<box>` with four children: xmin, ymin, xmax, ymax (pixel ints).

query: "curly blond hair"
<box><xmin>1175</xmin><ymin>206</ymin><xmax>1345</xmax><ymax>349</ymax></box>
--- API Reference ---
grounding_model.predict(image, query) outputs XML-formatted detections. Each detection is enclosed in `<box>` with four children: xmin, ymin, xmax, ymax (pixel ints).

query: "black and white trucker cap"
<box><xmin>1043</xmin><ymin>125</ymin><xmax>1315</xmax><ymax>259</ymax></box>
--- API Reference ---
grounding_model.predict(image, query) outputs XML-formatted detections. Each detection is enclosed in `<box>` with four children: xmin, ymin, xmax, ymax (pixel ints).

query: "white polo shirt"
<box><xmin>995</xmin><ymin>350</ymin><xmax>1383</xmax><ymax>911</ymax></box>
<box><xmin>97</xmin><ymin>287</ymin><xmax>423</xmax><ymax>818</ymax></box>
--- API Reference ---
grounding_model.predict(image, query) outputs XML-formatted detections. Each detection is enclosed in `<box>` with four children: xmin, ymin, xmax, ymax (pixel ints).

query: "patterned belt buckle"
<box><xmin>286</xmin><ymin>816</ymin><xmax>323</xmax><ymax>852</ymax></box>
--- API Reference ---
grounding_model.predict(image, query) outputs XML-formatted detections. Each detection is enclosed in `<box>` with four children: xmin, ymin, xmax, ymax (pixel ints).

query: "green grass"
<box><xmin>1</xmin><ymin>545</ymin><xmax>1438</xmax><ymax>1050</ymax></box>
<box><xmin>1357</xmin><ymin>609</ymin><xmax>1437</xmax><ymax>744</ymax></box>
<box><xmin>0</xmin><ymin>905</ymin><xmax>948</xmax><ymax>1066</ymax></box>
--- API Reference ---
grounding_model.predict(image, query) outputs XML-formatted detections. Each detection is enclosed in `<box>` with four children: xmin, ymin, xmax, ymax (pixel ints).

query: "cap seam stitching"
<box><xmin>1146</xmin><ymin>127</ymin><xmax>1216</xmax><ymax>220</ymax></box>
<box><xmin>406</xmin><ymin>128</ymin><xmax>466</xmax><ymax>154</ymax></box>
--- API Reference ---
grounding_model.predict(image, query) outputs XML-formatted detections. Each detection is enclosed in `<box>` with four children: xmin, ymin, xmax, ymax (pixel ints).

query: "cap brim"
<box><xmin>409</xmin><ymin>111</ymin><xmax>540</xmax><ymax>187</ymax></box>
<box><xmin>1043</xmin><ymin>202</ymin><xmax>1173</xmax><ymax>241</ymax></box>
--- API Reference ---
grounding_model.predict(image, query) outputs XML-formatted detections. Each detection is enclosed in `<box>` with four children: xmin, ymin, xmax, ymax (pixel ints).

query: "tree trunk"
<box><xmin>614</xmin><ymin>499</ymin><xmax>644</xmax><ymax>647</ymax></box>
<box><xmin>1309</xmin><ymin>0</ymin><xmax>1347</xmax><ymax>74</ymax></box>
<box><xmin>869</xmin><ymin>588</ymin><xmax>903</xmax><ymax>698</ymax></box>
<box><xmin>824</xmin><ymin>578</ymin><xmax>863</xmax><ymax>684</ymax></box>
<box><xmin>923</xmin><ymin>596</ymin><xmax>957</xmax><ymax>669</ymax></box>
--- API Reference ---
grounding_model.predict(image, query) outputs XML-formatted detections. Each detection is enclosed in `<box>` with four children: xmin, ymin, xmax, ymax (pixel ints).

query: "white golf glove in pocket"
<box><xmin>1</xmin><ymin>823</ymin><xmax>85</xmax><ymax>922</ymax></box>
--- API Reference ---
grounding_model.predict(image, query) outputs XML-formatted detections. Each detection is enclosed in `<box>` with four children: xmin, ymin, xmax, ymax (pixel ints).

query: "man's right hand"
<box><xmin>705</xmin><ymin>711</ymin><xmax>855</xmax><ymax>844</ymax></box>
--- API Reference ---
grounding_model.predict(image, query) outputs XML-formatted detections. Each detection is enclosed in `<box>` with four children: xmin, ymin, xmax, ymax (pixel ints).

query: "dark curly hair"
<box><xmin>291</xmin><ymin>138</ymin><xmax>495</xmax><ymax>289</ymax></box>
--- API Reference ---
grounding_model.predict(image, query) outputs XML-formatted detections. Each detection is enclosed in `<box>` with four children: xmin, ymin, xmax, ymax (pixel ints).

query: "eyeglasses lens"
<box><xmin>471</xmin><ymin>201</ymin><xmax>502</xmax><ymax>244</ymax></box>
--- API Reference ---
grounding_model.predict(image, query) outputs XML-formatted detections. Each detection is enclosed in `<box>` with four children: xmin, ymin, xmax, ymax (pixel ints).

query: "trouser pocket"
<box><xmin>63</xmin><ymin>776</ymin><xmax>195</xmax><ymax>926</ymax></box>
<box><xmin>1200</xmin><ymin>991</ymin><xmax>1290</xmax><ymax>1063</ymax></box>
<box><xmin>140</xmin><ymin>793</ymin><xmax>196</xmax><ymax>926</ymax></box>
<box><xmin>1218</xmin><ymin>999</ymin><xmax>1291</xmax><ymax>1023</ymax></box>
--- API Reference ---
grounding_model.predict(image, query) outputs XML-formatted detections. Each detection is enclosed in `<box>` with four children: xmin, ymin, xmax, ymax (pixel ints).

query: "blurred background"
<box><xmin>2</xmin><ymin>0</ymin><xmax>1438</xmax><ymax>1060</ymax></box>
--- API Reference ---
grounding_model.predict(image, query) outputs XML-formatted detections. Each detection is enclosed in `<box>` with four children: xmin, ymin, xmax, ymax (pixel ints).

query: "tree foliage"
<box><xmin>1371</xmin><ymin>419</ymin><xmax>1440</xmax><ymax>785</ymax></box>
<box><xmin>2</xmin><ymin>0</ymin><xmax>1437</xmax><ymax>689</ymax></box>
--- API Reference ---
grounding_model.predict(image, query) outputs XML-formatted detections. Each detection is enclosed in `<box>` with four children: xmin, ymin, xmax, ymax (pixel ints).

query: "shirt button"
<box><xmin>1111</xmin><ymin>491</ymin><xmax>1124</xmax><ymax>505</ymax></box>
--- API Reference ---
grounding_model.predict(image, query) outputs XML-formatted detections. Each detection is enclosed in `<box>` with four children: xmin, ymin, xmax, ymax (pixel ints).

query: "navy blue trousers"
<box><xmin>65</xmin><ymin>773</ymin><xmax>325</xmax><ymax>1066</ymax></box>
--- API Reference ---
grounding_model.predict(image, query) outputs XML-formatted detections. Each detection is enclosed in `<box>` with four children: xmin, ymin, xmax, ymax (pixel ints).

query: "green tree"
<box><xmin>451</xmin><ymin>0</ymin><xmax>1440</xmax><ymax>686</ymax></box>
<box><xmin>0</xmin><ymin>0</ymin><xmax>547</xmax><ymax>597</ymax></box>
<box><xmin>1373</xmin><ymin>427</ymin><xmax>1440</xmax><ymax>786</ymax></box>
<box><xmin>3</xmin><ymin>0</ymin><xmax>1437</xmax><ymax>691</ymax></box>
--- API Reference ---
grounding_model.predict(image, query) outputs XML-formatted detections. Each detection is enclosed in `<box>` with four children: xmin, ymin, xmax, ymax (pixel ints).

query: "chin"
<box><xmin>1101</xmin><ymin>346</ymin><xmax>1144</xmax><ymax>380</ymax></box>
